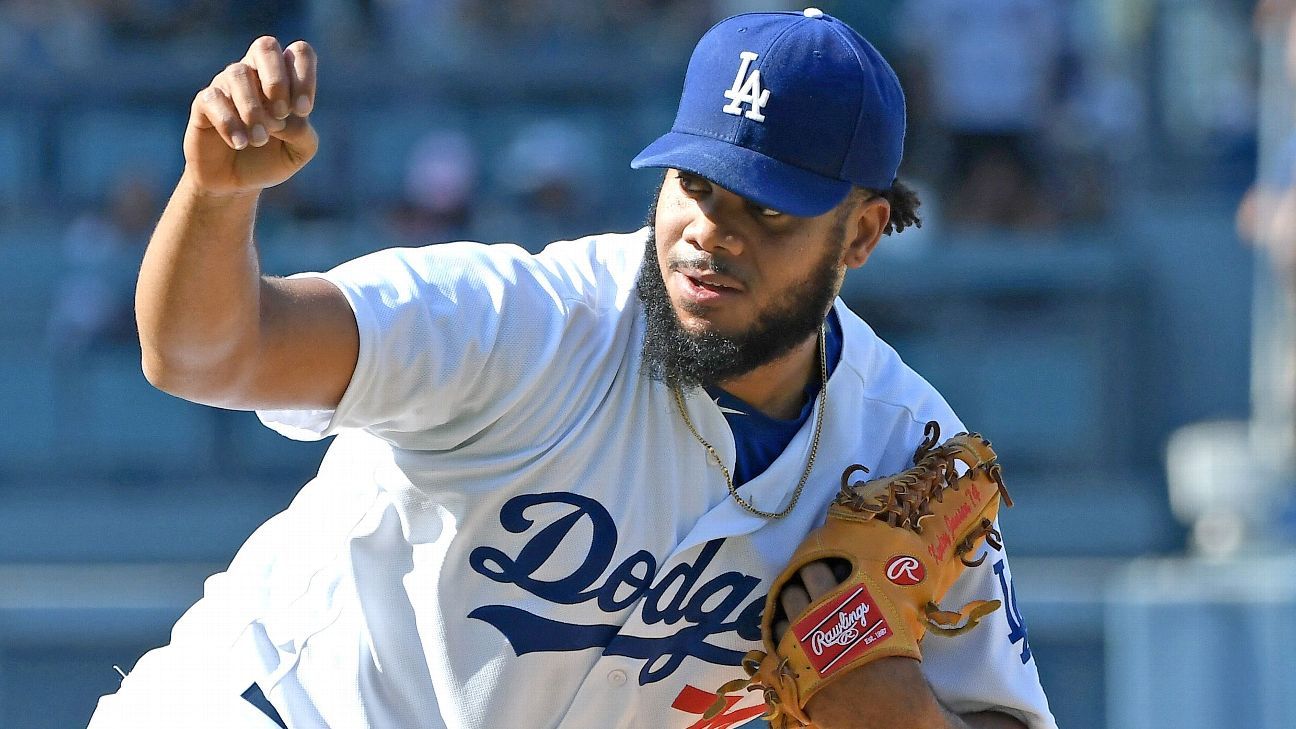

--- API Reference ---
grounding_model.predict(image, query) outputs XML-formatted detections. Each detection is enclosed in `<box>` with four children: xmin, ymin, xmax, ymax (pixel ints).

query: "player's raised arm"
<box><xmin>137</xmin><ymin>37</ymin><xmax>359</xmax><ymax>411</ymax></box>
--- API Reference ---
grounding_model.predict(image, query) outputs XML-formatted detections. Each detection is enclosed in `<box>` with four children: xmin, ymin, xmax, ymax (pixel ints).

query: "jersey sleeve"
<box><xmin>896</xmin><ymin>412</ymin><xmax>1057</xmax><ymax>727</ymax></box>
<box><xmin>921</xmin><ymin>527</ymin><xmax>1058</xmax><ymax>729</ymax></box>
<box><xmin>257</xmin><ymin>240</ymin><xmax>602</xmax><ymax>446</ymax></box>
<box><xmin>847</xmin><ymin>318</ymin><xmax>1058</xmax><ymax>728</ymax></box>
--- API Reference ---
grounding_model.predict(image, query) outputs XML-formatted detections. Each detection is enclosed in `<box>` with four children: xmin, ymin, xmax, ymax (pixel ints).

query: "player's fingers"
<box><xmin>190</xmin><ymin>86</ymin><xmax>249</xmax><ymax>151</ymax></box>
<box><xmin>242</xmin><ymin>36</ymin><xmax>292</xmax><ymax>123</ymax></box>
<box><xmin>283</xmin><ymin>40</ymin><xmax>317</xmax><ymax>117</ymax></box>
<box><xmin>779</xmin><ymin>582</ymin><xmax>811</xmax><ymax>623</ymax></box>
<box><xmin>269</xmin><ymin>113</ymin><xmax>319</xmax><ymax>157</ymax></box>
<box><xmin>217</xmin><ymin>62</ymin><xmax>272</xmax><ymax>147</ymax></box>
<box><xmin>798</xmin><ymin>561</ymin><xmax>838</xmax><ymax>601</ymax></box>
<box><xmin>773</xmin><ymin>618</ymin><xmax>790</xmax><ymax>644</ymax></box>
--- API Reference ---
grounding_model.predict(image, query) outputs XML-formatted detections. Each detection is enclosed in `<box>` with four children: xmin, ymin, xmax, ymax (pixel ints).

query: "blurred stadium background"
<box><xmin>0</xmin><ymin>0</ymin><xmax>1291</xmax><ymax>727</ymax></box>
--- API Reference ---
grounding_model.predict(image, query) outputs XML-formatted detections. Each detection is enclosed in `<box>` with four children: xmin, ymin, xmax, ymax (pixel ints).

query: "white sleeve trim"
<box><xmin>255</xmin><ymin>272</ymin><xmax>372</xmax><ymax>441</ymax></box>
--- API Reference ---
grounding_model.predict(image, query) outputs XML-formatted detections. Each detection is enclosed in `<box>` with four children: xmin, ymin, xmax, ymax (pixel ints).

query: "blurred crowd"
<box><xmin>1238</xmin><ymin>0</ymin><xmax>1296</xmax><ymax>500</ymax></box>
<box><xmin>895</xmin><ymin>0</ymin><xmax>1142</xmax><ymax>230</ymax></box>
<box><xmin>0</xmin><ymin>0</ymin><xmax>720</xmax><ymax>67</ymax></box>
<box><xmin>1240</xmin><ymin>0</ymin><xmax>1296</xmax><ymax>288</ymax></box>
<box><xmin>4</xmin><ymin>0</ymin><xmax>1264</xmax><ymax>354</ymax></box>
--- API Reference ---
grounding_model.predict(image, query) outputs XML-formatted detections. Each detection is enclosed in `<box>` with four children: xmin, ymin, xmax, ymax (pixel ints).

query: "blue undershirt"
<box><xmin>704</xmin><ymin>309</ymin><xmax>843</xmax><ymax>487</ymax></box>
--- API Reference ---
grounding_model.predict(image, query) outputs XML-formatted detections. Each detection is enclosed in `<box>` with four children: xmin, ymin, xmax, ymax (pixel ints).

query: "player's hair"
<box><xmin>861</xmin><ymin>180</ymin><xmax>922</xmax><ymax>236</ymax></box>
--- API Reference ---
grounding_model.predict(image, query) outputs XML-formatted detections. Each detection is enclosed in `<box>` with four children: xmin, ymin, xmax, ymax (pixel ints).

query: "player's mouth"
<box><xmin>675</xmin><ymin>270</ymin><xmax>745</xmax><ymax>303</ymax></box>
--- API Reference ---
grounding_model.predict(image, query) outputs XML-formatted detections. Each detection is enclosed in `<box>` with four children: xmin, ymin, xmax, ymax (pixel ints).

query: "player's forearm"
<box><xmin>136</xmin><ymin>171</ymin><xmax>265</xmax><ymax>401</ymax></box>
<box><xmin>805</xmin><ymin>658</ymin><xmax>1028</xmax><ymax>729</ymax></box>
<box><xmin>812</xmin><ymin>698</ymin><xmax>1024</xmax><ymax>729</ymax></box>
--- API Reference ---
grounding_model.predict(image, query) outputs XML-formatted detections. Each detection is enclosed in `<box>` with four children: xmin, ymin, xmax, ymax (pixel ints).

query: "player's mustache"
<box><xmin>667</xmin><ymin>253</ymin><xmax>744</xmax><ymax>284</ymax></box>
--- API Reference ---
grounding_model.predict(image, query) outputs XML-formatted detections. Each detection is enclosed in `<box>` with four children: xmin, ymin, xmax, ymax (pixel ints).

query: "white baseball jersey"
<box><xmin>90</xmin><ymin>230</ymin><xmax>1056</xmax><ymax>729</ymax></box>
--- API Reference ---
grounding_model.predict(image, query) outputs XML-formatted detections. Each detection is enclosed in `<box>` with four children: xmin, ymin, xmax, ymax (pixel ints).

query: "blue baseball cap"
<box><xmin>631</xmin><ymin>8</ymin><xmax>906</xmax><ymax>218</ymax></box>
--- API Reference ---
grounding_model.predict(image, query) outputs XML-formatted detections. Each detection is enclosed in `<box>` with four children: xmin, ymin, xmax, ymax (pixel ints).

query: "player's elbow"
<box><xmin>140</xmin><ymin>349</ymin><xmax>191</xmax><ymax>397</ymax></box>
<box><xmin>139</xmin><ymin>345</ymin><xmax>254</xmax><ymax>409</ymax></box>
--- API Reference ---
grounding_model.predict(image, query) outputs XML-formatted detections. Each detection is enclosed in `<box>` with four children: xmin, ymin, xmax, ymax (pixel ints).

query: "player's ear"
<box><xmin>842</xmin><ymin>194</ymin><xmax>889</xmax><ymax>269</ymax></box>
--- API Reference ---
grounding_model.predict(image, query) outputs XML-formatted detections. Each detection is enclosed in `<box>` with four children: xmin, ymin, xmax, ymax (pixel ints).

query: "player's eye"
<box><xmin>747</xmin><ymin>200</ymin><xmax>785</xmax><ymax>219</ymax></box>
<box><xmin>677</xmin><ymin>171</ymin><xmax>710</xmax><ymax>194</ymax></box>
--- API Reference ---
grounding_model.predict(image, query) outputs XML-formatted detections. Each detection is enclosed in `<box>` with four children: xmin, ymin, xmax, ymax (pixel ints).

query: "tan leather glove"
<box><xmin>708</xmin><ymin>422</ymin><xmax>1013</xmax><ymax>728</ymax></box>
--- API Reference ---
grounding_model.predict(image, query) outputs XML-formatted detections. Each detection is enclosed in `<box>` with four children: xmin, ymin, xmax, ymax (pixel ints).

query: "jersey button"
<box><xmin>607</xmin><ymin>669</ymin><xmax>628</xmax><ymax>686</ymax></box>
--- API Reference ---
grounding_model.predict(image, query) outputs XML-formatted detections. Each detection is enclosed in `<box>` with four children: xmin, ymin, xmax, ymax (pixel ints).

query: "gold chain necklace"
<box><xmin>672</xmin><ymin>325</ymin><xmax>827</xmax><ymax>520</ymax></box>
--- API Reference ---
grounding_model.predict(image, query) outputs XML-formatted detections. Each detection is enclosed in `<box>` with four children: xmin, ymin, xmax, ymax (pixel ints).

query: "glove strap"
<box><xmin>923</xmin><ymin>599</ymin><xmax>1002</xmax><ymax>636</ymax></box>
<box><xmin>705</xmin><ymin>650</ymin><xmax>812</xmax><ymax>727</ymax></box>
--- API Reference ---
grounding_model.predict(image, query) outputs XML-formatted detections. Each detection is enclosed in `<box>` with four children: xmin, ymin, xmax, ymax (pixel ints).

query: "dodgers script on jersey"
<box><xmin>91</xmin><ymin>231</ymin><xmax>1056</xmax><ymax>729</ymax></box>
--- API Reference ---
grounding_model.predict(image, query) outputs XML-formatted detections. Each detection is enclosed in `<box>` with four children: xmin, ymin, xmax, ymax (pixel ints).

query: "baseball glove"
<box><xmin>707</xmin><ymin>421</ymin><xmax>1013</xmax><ymax>727</ymax></box>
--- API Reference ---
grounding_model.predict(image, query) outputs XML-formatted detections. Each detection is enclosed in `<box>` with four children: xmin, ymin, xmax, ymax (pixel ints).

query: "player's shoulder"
<box><xmin>323</xmin><ymin>229</ymin><xmax>646</xmax><ymax>307</ymax></box>
<box><xmin>833</xmin><ymin>301</ymin><xmax>949</xmax><ymax>411</ymax></box>
<box><xmin>832</xmin><ymin>301</ymin><xmax>964</xmax><ymax>452</ymax></box>
<box><xmin>531</xmin><ymin>227</ymin><xmax>648</xmax><ymax>309</ymax></box>
<box><xmin>534</xmin><ymin>228</ymin><xmax>648</xmax><ymax>285</ymax></box>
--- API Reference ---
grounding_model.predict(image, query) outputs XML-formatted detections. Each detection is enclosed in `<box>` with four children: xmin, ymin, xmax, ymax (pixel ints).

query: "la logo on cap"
<box><xmin>722</xmin><ymin>51</ymin><xmax>769</xmax><ymax>122</ymax></box>
<box><xmin>631</xmin><ymin>8</ymin><xmax>907</xmax><ymax>215</ymax></box>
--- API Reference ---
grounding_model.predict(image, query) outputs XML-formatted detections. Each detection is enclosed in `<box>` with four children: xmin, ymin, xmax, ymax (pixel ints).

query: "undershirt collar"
<box><xmin>704</xmin><ymin>308</ymin><xmax>844</xmax><ymax>487</ymax></box>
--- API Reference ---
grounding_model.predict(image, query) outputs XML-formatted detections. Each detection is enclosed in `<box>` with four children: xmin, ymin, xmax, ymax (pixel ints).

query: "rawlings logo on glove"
<box><xmin>706</xmin><ymin>422</ymin><xmax>1013</xmax><ymax>727</ymax></box>
<box><xmin>798</xmin><ymin>585</ymin><xmax>891</xmax><ymax>675</ymax></box>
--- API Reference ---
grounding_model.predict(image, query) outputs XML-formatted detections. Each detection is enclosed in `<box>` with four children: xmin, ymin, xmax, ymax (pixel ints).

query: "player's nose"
<box><xmin>684</xmin><ymin>195</ymin><xmax>746</xmax><ymax>256</ymax></box>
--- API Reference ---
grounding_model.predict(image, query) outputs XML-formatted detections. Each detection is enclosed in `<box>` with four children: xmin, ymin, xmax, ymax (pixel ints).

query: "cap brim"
<box><xmin>630</xmin><ymin>131</ymin><xmax>852</xmax><ymax>218</ymax></box>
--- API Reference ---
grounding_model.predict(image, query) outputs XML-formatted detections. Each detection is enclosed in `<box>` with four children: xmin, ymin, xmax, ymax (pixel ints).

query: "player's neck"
<box><xmin>715</xmin><ymin>334</ymin><xmax>819</xmax><ymax>420</ymax></box>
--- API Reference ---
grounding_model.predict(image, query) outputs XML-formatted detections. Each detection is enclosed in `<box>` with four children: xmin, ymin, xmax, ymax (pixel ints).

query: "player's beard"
<box><xmin>635</xmin><ymin>197</ymin><xmax>846</xmax><ymax>389</ymax></box>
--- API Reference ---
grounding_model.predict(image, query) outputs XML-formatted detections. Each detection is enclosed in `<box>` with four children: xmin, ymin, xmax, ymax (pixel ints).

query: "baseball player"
<box><xmin>92</xmin><ymin>9</ymin><xmax>1057</xmax><ymax>729</ymax></box>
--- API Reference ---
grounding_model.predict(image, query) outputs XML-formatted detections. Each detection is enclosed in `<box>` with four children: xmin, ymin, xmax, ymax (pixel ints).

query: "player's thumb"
<box><xmin>272</xmin><ymin>115</ymin><xmax>319</xmax><ymax>167</ymax></box>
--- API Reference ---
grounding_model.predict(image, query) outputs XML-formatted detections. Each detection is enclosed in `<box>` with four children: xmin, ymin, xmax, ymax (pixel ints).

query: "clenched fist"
<box><xmin>185</xmin><ymin>37</ymin><xmax>319</xmax><ymax>196</ymax></box>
